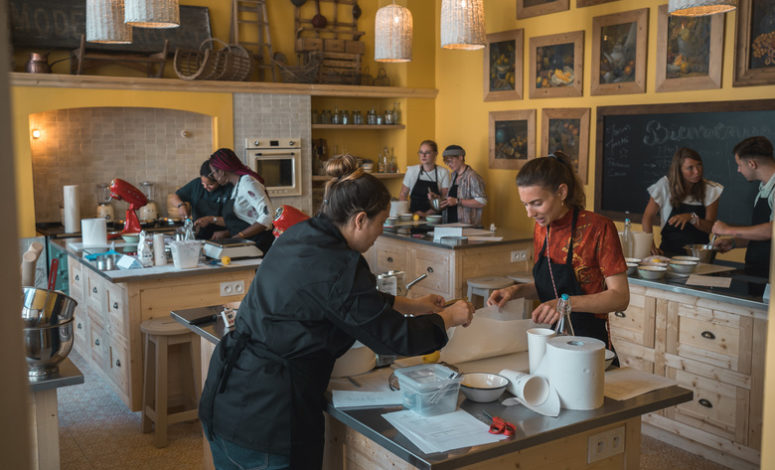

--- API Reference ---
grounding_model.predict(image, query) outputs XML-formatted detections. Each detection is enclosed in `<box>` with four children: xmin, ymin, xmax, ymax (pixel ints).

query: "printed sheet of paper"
<box><xmin>332</xmin><ymin>390</ymin><xmax>403</xmax><ymax>409</ymax></box>
<box><xmin>685</xmin><ymin>274</ymin><xmax>732</xmax><ymax>288</ymax></box>
<box><xmin>382</xmin><ymin>409</ymin><xmax>507</xmax><ymax>454</ymax></box>
<box><xmin>604</xmin><ymin>367</ymin><xmax>677</xmax><ymax>401</ymax></box>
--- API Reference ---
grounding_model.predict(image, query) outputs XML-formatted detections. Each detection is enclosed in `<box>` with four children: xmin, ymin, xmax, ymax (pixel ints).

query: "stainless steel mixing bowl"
<box><xmin>22</xmin><ymin>287</ymin><xmax>77</xmax><ymax>328</ymax></box>
<box><xmin>24</xmin><ymin>319</ymin><xmax>74</xmax><ymax>379</ymax></box>
<box><xmin>683</xmin><ymin>244</ymin><xmax>717</xmax><ymax>263</ymax></box>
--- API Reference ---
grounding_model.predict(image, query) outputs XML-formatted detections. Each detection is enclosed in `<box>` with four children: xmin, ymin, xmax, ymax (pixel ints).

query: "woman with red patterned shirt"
<box><xmin>488</xmin><ymin>151</ymin><xmax>629</xmax><ymax>348</ymax></box>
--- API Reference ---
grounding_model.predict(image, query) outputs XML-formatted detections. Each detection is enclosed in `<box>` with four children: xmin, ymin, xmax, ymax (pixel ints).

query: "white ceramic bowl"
<box><xmin>642</xmin><ymin>255</ymin><xmax>670</xmax><ymax>266</ymax></box>
<box><xmin>624</xmin><ymin>257</ymin><xmax>641</xmax><ymax>265</ymax></box>
<box><xmin>121</xmin><ymin>233</ymin><xmax>140</xmax><ymax>244</ymax></box>
<box><xmin>669</xmin><ymin>259</ymin><xmax>698</xmax><ymax>274</ymax></box>
<box><xmin>426</xmin><ymin>214</ymin><xmax>442</xmax><ymax>225</ymax></box>
<box><xmin>672</xmin><ymin>255</ymin><xmax>700</xmax><ymax>263</ymax></box>
<box><xmin>626</xmin><ymin>262</ymin><xmax>638</xmax><ymax>276</ymax></box>
<box><xmin>399</xmin><ymin>213</ymin><xmax>413</xmax><ymax>222</ymax></box>
<box><xmin>638</xmin><ymin>265</ymin><xmax>667</xmax><ymax>280</ymax></box>
<box><xmin>460</xmin><ymin>372</ymin><xmax>509</xmax><ymax>403</ymax></box>
<box><xmin>605</xmin><ymin>349</ymin><xmax>616</xmax><ymax>370</ymax></box>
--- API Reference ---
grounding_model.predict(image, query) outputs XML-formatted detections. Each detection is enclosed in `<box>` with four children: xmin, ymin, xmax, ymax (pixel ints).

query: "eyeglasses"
<box><xmin>418</xmin><ymin>151</ymin><xmax>435</xmax><ymax>156</ymax></box>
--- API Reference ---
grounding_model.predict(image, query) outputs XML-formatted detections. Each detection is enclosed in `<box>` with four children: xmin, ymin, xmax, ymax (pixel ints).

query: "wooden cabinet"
<box><xmin>610</xmin><ymin>285</ymin><xmax>766</xmax><ymax>470</ymax></box>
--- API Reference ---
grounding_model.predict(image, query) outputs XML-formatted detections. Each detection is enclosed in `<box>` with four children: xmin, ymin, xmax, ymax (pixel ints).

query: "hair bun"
<box><xmin>324</xmin><ymin>154</ymin><xmax>359</xmax><ymax>179</ymax></box>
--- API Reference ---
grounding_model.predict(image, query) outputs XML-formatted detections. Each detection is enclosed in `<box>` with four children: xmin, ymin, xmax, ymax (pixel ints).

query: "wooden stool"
<box><xmin>466</xmin><ymin>276</ymin><xmax>514</xmax><ymax>309</ymax></box>
<box><xmin>141</xmin><ymin>318</ymin><xmax>201</xmax><ymax>448</ymax></box>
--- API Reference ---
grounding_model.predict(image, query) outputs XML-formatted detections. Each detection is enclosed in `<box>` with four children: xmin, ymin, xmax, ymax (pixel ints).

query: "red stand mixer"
<box><xmin>109</xmin><ymin>178</ymin><xmax>148</xmax><ymax>234</ymax></box>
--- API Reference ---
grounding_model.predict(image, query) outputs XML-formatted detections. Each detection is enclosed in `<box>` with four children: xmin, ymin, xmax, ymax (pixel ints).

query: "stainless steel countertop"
<box><xmin>28</xmin><ymin>357</ymin><xmax>84</xmax><ymax>393</ymax></box>
<box><xmin>171</xmin><ymin>307</ymin><xmax>692</xmax><ymax>470</ymax></box>
<box><xmin>379</xmin><ymin>228</ymin><xmax>532</xmax><ymax>250</ymax></box>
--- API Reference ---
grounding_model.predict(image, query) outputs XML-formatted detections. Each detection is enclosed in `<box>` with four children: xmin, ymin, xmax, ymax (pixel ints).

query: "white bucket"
<box><xmin>170</xmin><ymin>240</ymin><xmax>202</xmax><ymax>269</ymax></box>
<box><xmin>618</xmin><ymin>231</ymin><xmax>653</xmax><ymax>260</ymax></box>
<box><xmin>390</xmin><ymin>200</ymin><xmax>410</xmax><ymax>217</ymax></box>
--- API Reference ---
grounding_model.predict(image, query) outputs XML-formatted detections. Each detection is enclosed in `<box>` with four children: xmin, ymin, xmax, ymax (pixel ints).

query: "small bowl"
<box><xmin>669</xmin><ymin>259</ymin><xmax>698</xmax><ymax>274</ymax></box>
<box><xmin>642</xmin><ymin>255</ymin><xmax>670</xmax><ymax>266</ymax></box>
<box><xmin>626</xmin><ymin>262</ymin><xmax>638</xmax><ymax>276</ymax></box>
<box><xmin>624</xmin><ymin>257</ymin><xmax>641</xmax><ymax>265</ymax></box>
<box><xmin>426</xmin><ymin>214</ymin><xmax>442</xmax><ymax>225</ymax></box>
<box><xmin>684</xmin><ymin>244</ymin><xmax>717</xmax><ymax>263</ymax></box>
<box><xmin>399</xmin><ymin>213</ymin><xmax>413</xmax><ymax>222</ymax></box>
<box><xmin>605</xmin><ymin>349</ymin><xmax>616</xmax><ymax>370</ymax></box>
<box><xmin>121</xmin><ymin>233</ymin><xmax>140</xmax><ymax>244</ymax></box>
<box><xmin>672</xmin><ymin>255</ymin><xmax>700</xmax><ymax>263</ymax></box>
<box><xmin>638</xmin><ymin>265</ymin><xmax>667</xmax><ymax>280</ymax></box>
<box><xmin>460</xmin><ymin>372</ymin><xmax>509</xmax><ymax>403</ymax></box>
<box><xmin>385</xmin><ymin>217</ymin><xmax>398</xmax><ymax>226</ymax></box>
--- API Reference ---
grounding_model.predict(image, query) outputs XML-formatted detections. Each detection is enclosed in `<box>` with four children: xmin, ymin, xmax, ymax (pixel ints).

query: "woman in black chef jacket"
<box><xmin>399</xmin><ymin>140</ymin><xmax>450</xmax><ymax>216</ymax></box>
<box><xmin>200</xmin><ymin>148</ymin><xmax>275</xmax><ymax>255</ymax></box>
<box><xmin>641</xmin><ymin>147</ymin><xmax>723</xmax><ymax>257</ymax></box>
<box><xmin>169</xmin><ymin>160</ymin><xmax>232</xmax><ymax>240</ymax></box>
<box><xmin>488</xmin><ymin>152</ymin><xmax>629</xmax><ymax>348</ymax></box>
<box><xmin>199</xmin><ymin>154</ymin><xmax>474</xmax><ymax>470</ymax></box>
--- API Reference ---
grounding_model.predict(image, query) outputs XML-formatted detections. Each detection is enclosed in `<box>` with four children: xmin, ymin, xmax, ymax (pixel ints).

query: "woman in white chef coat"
<box><xmin>399</xmin><ymin>140</ymin><xmax>450</xmax><ymax>216</ymax></box>
<box><xmin>642</xmin><ymin>147</ymin><xmax>723</xmax><ymax>257</ymax></box>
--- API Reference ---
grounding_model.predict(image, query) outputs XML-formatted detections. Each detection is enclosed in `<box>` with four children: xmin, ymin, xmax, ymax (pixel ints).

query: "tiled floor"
<box><xmin>58</xmin><ymin>351</ymin><xmax>730</xmax><ymax>469</ymax></box>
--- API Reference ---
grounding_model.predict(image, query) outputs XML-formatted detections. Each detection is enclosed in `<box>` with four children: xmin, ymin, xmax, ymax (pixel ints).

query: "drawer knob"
<box><xmin>426</xmin><ymin>266</ymin><xmax>434</xmax><ymax>274</ymax></box>
<box><xmin>92</xmin><ymin>287</ymin><xmax>98</xmax><ymax>294</ymax></box>
<box><xmin>75</xmin><ymin>274</ymin><xmax>80</xmax><ymax>281</ymax></box>
<box><xmin>115</xmin><ymin>359</ymin><xmax>121</xmax><ymax>368</ymax></box>
<box><xmin>113</xmin><ymin>302</ymin><xmax>119</xmax><ymax>310</ymax></box>
<box><xmin>77</xmin><ymin>322</ymin><xmax>82</xmax><ymax>329</ymax></box>
<box><xmin>387</xmin><ymin>256</ymin><xmax>394</xmax><ymax>263</ymax></box>
<box><xmin>701</xmin><ymin>331</ymin><xmax>716</xmax><ymax>340</ymax></box>
<box><xmin>698</xmin><ymin>398</ymin><xmax>713</xmax><ymax>408</ymax></box>
<box><xmin>614</xmin><ymin>311</ymin><xmax>626</xmax><ymax>318</ymax></box>
<box><xmin>95</xmin><ymin>339</ymin><xmax>100</xmax><ymax>346</ymax></box>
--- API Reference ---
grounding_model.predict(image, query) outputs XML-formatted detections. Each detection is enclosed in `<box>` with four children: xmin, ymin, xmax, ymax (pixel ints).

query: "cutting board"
<box><xmin>694</xmin><ymin>263</ymin><xmax>736</xmax><ymax>275</ymax></box>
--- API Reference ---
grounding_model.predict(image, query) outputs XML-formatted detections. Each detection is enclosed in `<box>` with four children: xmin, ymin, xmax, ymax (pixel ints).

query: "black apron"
<box><xmin>533</xmin><ymin>209</ymin><xmax>613</xmax><ymax>351</ymax></box>
<box><xmin>444</xmin><ymin>168</ymin><xmax>465</xmax><ymax>224</ymax></box>
<box><xmin>222</xmin><ymin>197</ymin><xmax>275</xmax><ymax>255</ymax></box>
<box><xmin>745</xmin><ymin>194</ymin><xmax>772</xmax><ymax>279</ymax></box>
<box><xmin>659</xmin><ymin>203</ymin><xmax>708</xmax><ymax>257</ymax></box>
<box><xmin>409</xmin><ymin>167</ymin><xmax>440</xmax><ymax>213</ymax></box>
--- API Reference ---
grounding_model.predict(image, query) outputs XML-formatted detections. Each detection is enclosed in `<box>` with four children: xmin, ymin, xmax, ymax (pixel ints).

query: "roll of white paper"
<box><xmin>535</xmin><ymin>336</ymin><xmax>605</xmax><ymax>410</ymax></box>
<box><xmin>632</xmin><ymin>231</ymin><xmax>653</xmax><ymax>260</ymax></box>
<box><xmin>81</xmin><ymin>218</ymin><xmax>107</xmax><ymax>247</ymax></box>
<box><xmin>153</xmin><ymin>233</ymin><xmax>167</xmax><ymax>266</ymax></box>
<box><xmin>527</xmin><ymin>328</ymin><xmax>556</xmax><ymax>375</ymax></box>
<box><xmin>499</xmin><ymin>369</ymin><xmax>560</xmax><ymax>417</ymax></box>
<box><xmin>63</xmin><ymin>185</ymin><xmax>80</xmax><ymax>233</ymax></box>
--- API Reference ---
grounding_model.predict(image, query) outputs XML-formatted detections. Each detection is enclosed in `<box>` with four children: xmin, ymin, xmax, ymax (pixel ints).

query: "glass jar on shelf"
<box><xmin>384</xmin><ymin>109</ymin><xmax>394</xmax><ymax>125</ymax></box>
<box><xmin>320</xmin><ymin>109</ymin><xmax>331</xmax><ymax>124</ymax></box>
<box><xmin>352</xmin><ymin>110</ymin><xmax>363</xmax><ymax>125</ymax></box>
<box><xmin>341</xmin><ymin>110</ymin><xmax>351</xmax><ymax>125</ymax></box>
<box><xmin>392</xmin><ymin>102</ymin><xmax>401</xmax><ymax>124</ymax></box>
<box><xmin>311</xmin><ymin>109</ymin><xmax>319</xmax><ymax>124</ymax></box>
<box><xmin>331</xmin><ymin>107</ymin><xmax>341</xmax><ymax>125</ymax></box>
<box><xmin>367</xmin><ymin>108</ymin><xmax>377</xmax><ymax>125</ymax></box>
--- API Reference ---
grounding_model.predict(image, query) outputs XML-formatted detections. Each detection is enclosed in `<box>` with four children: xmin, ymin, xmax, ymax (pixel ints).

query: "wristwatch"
<box><xmin>690</xmin><ymin>212</ymin><xmax>699</xmax><ymax>225</ymax></box>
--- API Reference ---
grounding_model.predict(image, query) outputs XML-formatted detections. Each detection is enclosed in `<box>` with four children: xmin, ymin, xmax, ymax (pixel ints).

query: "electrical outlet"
<box><xmin>587</xmin><ymin>425</ymin><xmax>625</xmax><ymax>463</ymax></box>
<box><xmin>510</xmin><ymin>250</ymin><xmax>528</xmax><ymax>263</ymax></box>
<box><xmin>220</xmin><ymin>280</ymin><xmax>245</xmax><ymax>297</ymax></box>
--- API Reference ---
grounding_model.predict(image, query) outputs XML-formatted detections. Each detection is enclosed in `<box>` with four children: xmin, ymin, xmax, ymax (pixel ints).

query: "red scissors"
<box><xmin>482</xmin><ymin>410</ymin><xmax>516</xmax><ymax>437</ymax></box>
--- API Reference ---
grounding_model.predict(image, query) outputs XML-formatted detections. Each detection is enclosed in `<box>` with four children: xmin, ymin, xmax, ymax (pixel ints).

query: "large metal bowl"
<box><xmin>683</xmin><ymin>244</ymin><xmax>717</xmax><ymax>263</ymax></box>
<box><xmin>24</xmin><ymin>319</ymin><xmax>74</xmax><ymax>379</ymax></box>
<box><xmin>22</xmin><ymin>287</ymin><xmax>78</xmax><ymax>328</ymax></box>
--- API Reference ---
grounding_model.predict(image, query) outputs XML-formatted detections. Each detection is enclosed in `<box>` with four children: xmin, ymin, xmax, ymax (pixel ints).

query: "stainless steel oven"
<box><xmin>245</xmin><ymin>137</ymin><xmax>302</xmax><ymax>197</ymax></box>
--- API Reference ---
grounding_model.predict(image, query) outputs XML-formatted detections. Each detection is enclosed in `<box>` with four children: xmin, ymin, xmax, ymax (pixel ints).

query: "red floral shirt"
<box><xmin>533</xmin><ymin>209</ymin><xmax>627</xmax><ymax>300</ymax></box>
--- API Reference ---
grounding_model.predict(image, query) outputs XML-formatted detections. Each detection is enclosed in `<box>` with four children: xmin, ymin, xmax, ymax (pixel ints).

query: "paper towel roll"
<box><xmin>535</xmin><ymin>336</ymin><xmax>605</xmax><ymax>410</ymax></box>
<box><xmin>153</xmin><ymin>233</ymin><xmax>167</xmax><ymax>266</ymax></box>
<box><xmin>499</xmin><ymin>369</ymin><xmax>560</xmax><ymax>417</ymax></box>
<box><xmin>63</xmin><ymin>185</ymin><xmax>80</xmax><ymax>233</ymax></box>
<box><xmin>81</xmin><ymin>218</ymin><xmax>107</xmax><ymax>247</ymax></box>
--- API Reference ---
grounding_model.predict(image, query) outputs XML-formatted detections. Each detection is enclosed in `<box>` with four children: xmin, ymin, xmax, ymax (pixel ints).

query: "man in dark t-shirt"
<box><xmin>169</xmin><ymin>160</ymin><xmax>233</xmax><ymax>239</ymax></box>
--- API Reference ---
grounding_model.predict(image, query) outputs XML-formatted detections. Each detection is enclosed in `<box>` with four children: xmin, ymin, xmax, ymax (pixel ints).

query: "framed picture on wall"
<box><xmin>489</xmin><ymin>110</ymin><xmax>536</xmax><ymax>170</ymax></box>
<box><xmin>483</xmin><ymin>29</ymin><xmax>524</xmax><ymax>102</ymax></box>
<box><xmin>591</xmin><ymin>8</ymin><xmax>648</xmax><ymax>95</ymax></box>
<box><xmin>577</xmin><ymin>0</ymin><xmax>619</xmax><ymax>7</ymax></box>
<box><xmin>541</xmin><ymin>108</ymin><xmax>590</xmax><ymax>183</ymax></box>
<box><xmin>656</xmin><ymin>4</ymin><xmax>724</xmax><ymax>92</ymax></box>
<box><xmin>517</xmin><ymin>0</ymin><xmax>569</xmax><ymax>19</ymax></box>
<box><xmin>735</xmin><ymin>0</ymin><xmax>775</xmax><ymax>86</ymax></box>
<box><xmin>529</xmin><ymin>31</ymin><xmax>584</xmax><ymax>99</ymax></box>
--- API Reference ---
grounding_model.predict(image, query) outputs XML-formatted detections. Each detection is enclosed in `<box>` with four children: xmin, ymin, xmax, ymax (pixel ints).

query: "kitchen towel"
<box><xmin>81</xmin><ymin>218</ymin><xmax>107</xmax><ymax>247</ymax></box>
<box><xmin>534</xmin><ymin>336</ymin><xmax>605</xmax><ymax>410</ymax></box>
<box><xmin>63</xmin><ymin>185</ymin><xmax>80</xmax><ymax>233</ymax></box>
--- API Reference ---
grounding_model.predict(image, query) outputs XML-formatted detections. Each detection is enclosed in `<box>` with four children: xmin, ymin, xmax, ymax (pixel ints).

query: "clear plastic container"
<box><xmin>394</xmin><ymin>364</ymin><xmax>461</xmax><ymax>416</ymax></box>
<box><xmin>170</xmin><ymin>240</ymin><xmax>203</xmax><ymax>269</ymax></box>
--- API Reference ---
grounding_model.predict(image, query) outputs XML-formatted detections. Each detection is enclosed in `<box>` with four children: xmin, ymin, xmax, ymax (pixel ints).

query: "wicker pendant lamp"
<box><xmin>86</xmin><ymin>0</ymin><xmax>133</xmax><ymax>44</ymax></box>
<box><xmin>375</xmin><ymin>2</ymin><xmax>413</xmax><ymax>63</ymax></box>
<box><xmin>668</xmin><ymin>0</ymin><xmax>736</xmax><ymax>16</ymax></box>
<box><xmin>125</xmin><ymin>0</ymin><xmax>180</xmax><ymax>28</ymax></box>
<box><xmin>441</xmin><ymin>0</ymin><xmax>485</xmax><ymax>50</ymax></box>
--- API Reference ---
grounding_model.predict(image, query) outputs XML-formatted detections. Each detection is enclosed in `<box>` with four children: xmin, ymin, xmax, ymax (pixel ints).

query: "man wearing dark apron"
<box><xmin>712</xmin><ymin>137</ymin><xmax>775</xmax><ymax>285</ymax></box>
<box><xmin>659</xmin><ymin>203</ymin><xmax>708</xmax><ymax>257</ymax></box>
<box><xmin>409</xmin><ymin>167</ymin><xmax>440</xmax><ymax>214</ymax></box>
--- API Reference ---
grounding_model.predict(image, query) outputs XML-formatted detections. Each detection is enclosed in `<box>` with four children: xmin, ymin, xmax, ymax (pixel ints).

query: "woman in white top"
<box><xmin>205</xmin><ymin>148</ymin><xmax>275</xmax><ymax>255</ymax></box>
<box><xmin>642</xmin><ymin>147</ymin><xmax>723</xmax><ymax>257</ymax></box>
<box><xmin>399</xmin><ymin>140</ymin><xmax>450</xmax><ymax>216</ymax></box>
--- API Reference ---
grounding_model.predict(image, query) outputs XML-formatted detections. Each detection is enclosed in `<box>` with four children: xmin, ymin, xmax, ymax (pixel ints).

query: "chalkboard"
<box><xmin>595</xmin><ymin>100</ymin><xmax>775</xmax><ymax>227</ymax></box>
<box><xmin>9</xmin><ymin>0</ymin><xmax>211</xmax><ymax>54</ymax></box>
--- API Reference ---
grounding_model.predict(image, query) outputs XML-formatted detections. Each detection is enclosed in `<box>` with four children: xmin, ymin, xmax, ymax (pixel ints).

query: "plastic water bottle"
<box><xmin>622</xmin><ymin>211</ymin><xmax>633</xmax><ymax>258</ymax></box>
<box><xmin>554</xmin><ymin>294</ymin><xmax>575</xmax><ymax>336</ymax></box>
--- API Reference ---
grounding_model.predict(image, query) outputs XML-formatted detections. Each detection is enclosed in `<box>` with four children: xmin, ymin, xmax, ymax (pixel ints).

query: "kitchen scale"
<box><xmin>203</xmin><ymin>238</ymin><xmax>263</xmax><ymax>259</ymax></box>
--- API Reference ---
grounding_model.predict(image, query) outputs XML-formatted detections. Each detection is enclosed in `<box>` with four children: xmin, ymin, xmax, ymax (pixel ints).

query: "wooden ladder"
<box><xmin>230</xmin><ymin>0</ymin><xmax>276</xmax><ymax>81</ymax></box>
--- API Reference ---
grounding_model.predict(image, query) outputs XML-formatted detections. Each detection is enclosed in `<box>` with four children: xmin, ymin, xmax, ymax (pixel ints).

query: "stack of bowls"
<box><xmin>22</xmin><ymin>287</ymin><xmax>78</xmax><ymax>380</ymax></box>
<box><xmin>625</xmin><ymin>258</ymin><xmax>641</xmax><ymax>276</ymax></box>
<box><xmin>668</xmin><ymin>257</ymin><xmax>699</xmax><ymax>277</ymax></box>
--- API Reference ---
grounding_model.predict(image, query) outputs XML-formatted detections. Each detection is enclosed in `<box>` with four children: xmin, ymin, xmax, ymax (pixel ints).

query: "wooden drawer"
<box><xmin>73</xmin><ymin>312</ymin><xmax>89</xmax><ymax>355</ymax></box>
<box><xmin>68</xmin><ymin>261</ymin><xmax>84</xmax><ymax>300</ymax></box>
<box><xmin>667</xmin><ymin>366</ymin><xmax>748</xmax><ymax>443</ymax></box>
<box><xmin>108</xmin><ymin>334</ymin><xmax>130</xmax><ymax>392</ymax></box>
<box><xmin>374</xmin><ymin>245</ymin><xmax>407</xmax><ymax>274</ymax></box>
<box><xmin>609</xmin><ymin>292</ymin><xmax>655</xmax><ymax>347</ymax></box>
<box><xmin>411</xmin><ymin>248</ymin><xmax>451</xmax><ymax>298</ymax></box>
<box><xmin>610</xmin><ymin>337</ymin><xmax>655</xmax><ymax>374</ymax></box>
<box><xmin>89</xmin><ymin>318</ymin><xmax>109</xmax><ymax>369</ymax></box>
<box><xmin>86</xmin><ymin>270</ymin><xmax>107</xmax><ymax>311</ymax></box>
<box><xmin>106</xmin><ymin>283</ymin><xmax>127</xmax><ymax>340</ymax></box>
<box><xmin>676</xmin><ymin>303</ymin><xmax>750</xmax><ymax>372</ymax></box>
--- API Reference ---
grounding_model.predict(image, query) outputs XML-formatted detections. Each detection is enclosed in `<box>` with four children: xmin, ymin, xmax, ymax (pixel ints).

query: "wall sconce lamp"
<box><xmin>375</xmin><ymin>2</ymin><xmax>414</xmax><ymax>63</ymax></box>
<box><xmin>441</xmin><ymin>0</ymin><xmax>486</xmax><ymax>50</ymax></box>
<box><xmin>31</xmin><ymin>129</ymin><xmax>41</xmax><ymax>140</ymax></box>
<box><xmin>668</xmin><ymin>0</ymin><xmax>736</xmax><ymax>16</ymax></box>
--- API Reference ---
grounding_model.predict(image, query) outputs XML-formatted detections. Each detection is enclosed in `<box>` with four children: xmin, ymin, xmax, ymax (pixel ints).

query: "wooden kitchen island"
<box><xmin>612</xmin><ymin>269</ymin><xmax>768</xmax><ymax>470</ymax></box>
<box><xmin>60</xmin><ymin>239</ymin><xmax>258</xmax><ymax>411</ymax></box>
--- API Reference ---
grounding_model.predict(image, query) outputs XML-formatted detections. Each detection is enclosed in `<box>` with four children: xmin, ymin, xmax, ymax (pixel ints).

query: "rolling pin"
<box><xmin>21</xmin><ymin>241</ymin><xmax>44</xmax><ymax>287</ymax></box>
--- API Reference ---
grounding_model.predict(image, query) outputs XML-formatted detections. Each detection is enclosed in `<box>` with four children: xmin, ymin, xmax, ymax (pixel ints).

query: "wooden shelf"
<box><xmin>312</xmin><ymin>124</ymin><xmax>405</xmax><ymax>130</ymax></box>
<box><xmin>312</xmin><ymin>173</ymin><xmax>404</xmax><ymax>181</ymax></box>
<box><xmin>10</xmin><ymin>72</ymin><xmax>438</xmax><ymax>99</ymax></box>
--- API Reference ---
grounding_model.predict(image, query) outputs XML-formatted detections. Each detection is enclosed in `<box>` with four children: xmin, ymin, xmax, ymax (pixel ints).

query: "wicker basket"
<box><xmin>273</xmin><ymin>52</ymin><xmax>322</xmax><ymax>84</ymax></box>
<box><xmin>174</xmin><ymin>38</ymin><xmax>251</xmax><ymax>81</ymax></box>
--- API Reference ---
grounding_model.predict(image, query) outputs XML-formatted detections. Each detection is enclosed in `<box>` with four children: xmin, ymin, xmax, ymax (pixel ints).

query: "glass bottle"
<box><xmin>341</xmin><ymin>110</ymin><xmax>350</xmax><ymax>125</ymax></box>
<box><xmin>331</xmin><ymin>107</ymin><xmax>341</xmax><ymax>125</ymax></box>
<box><xmin>554</xmin><ymin>294</ymin><xmax>575</xmax><ymax>336</ymax></box>
<box><xmin>389</xmin><ymin>147</ymin><xmax>397</xmax><ymax>173</ymax></box>
<box><xmin>353</xmin><ymin>110</ymin><xmax>363</xmax><ymax>125</ymax></box>
<box><xmin>384</xmin><ymin>108</ymin><xmax>394</xmax><ymax>125</ymax></box>
<box><xmin>622</xmin><ymin>211</ymin><xmax>633</xmax><ymax>258</ymax></box>
<box><xmin>367</xmin><ymin>108</ymin><xmax>377</xmax><ymax>125</ymax></box>
<box><xmin>393</xmin><ymin>102</ymin><xmax>402</xmax><ymax>124</ymax></box>
<box><xmin>311</xmin><ymin>109</ymin><xmax>319</xmax><ymax>124</ymax></box>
